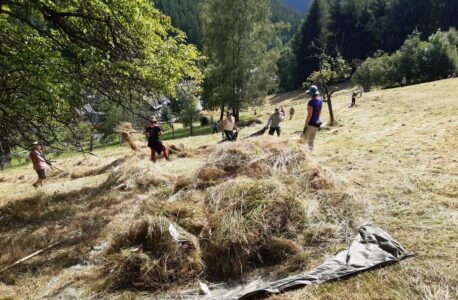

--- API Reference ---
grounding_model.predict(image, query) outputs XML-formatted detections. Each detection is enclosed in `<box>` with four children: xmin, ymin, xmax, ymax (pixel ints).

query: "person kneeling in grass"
<box><xmin>29</xmin><ymin>142</ymin><xmax>47</xmax><ymax>188</ymax></box>
<box><xmin>145</xmin><ymin>116</ymin><xmax>170</xmax><ymax>162</ymax></box>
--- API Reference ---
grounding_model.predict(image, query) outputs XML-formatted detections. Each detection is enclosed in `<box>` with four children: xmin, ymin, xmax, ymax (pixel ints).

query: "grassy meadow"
<box><xmin>0</xmin><ymin>78</ymin><xmax>457</xmax><ymax>299</ymax></box>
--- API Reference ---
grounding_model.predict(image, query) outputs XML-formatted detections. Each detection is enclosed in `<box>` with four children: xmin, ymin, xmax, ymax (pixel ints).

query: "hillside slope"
<box><xmin>0</xmin><ymin>79</ymin><xmax>457</xmax><ymax>299</ymax></box>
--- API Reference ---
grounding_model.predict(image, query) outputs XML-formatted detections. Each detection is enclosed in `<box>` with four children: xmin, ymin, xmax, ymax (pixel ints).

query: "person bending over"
<box><xmin>266</xmin><ymin>107</ymin><xmax>285</xmax><ymax>137</ymax></box>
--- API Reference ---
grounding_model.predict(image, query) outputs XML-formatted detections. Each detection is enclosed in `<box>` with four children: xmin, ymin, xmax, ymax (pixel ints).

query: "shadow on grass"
<box><xmin>0</xmin><ymin>181</ymin><xmax>127</xmax><ymax>282</ymax></box>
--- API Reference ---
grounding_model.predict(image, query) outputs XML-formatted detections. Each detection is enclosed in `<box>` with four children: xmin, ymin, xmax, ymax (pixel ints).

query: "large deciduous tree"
<box><xmin>0</xmin><ymin>0</ymin><xmax>202</xmax><ymax>157</ymax></box>
<box><xmin>200</xmin><ymin>0</ymin><xmax>277</xmax><ymax>121</ymax></box>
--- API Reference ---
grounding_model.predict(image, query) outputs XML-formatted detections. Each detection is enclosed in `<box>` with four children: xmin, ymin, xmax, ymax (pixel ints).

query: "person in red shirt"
<box><xmin>145</xmin><ymin>116</ymin><xmax>169</xmax><ymax>162</ymax></box>
<box><xmin>29</xmin><ymin>142</ymin><xmax>47</xmax><ymax>187</ymax></box>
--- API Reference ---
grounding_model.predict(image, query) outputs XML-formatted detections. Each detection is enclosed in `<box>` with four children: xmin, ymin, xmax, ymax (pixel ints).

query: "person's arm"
<box><xmin>279</xmin><ymin>113</ymin><xmax>285</xmax><ymax>122</ymax></box>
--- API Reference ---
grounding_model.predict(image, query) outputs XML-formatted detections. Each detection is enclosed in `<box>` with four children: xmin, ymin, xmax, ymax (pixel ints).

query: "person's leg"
<box><xmin>162</xmin><ymin>145</ymin><xmax>170</xmax><ymax>160</ymax></box>
<box><xmin>306</xmin><ymin>126</ymin><xmax>318</xmax><ymax>151</ymax></box>
<box><xmin>276</xmin><ymin>127</ymin><xmax>281</xmax><ymax>137</ymax></box>
<box><xmin>268</xmin><ymin>127</ymin><xmax>275</xmax><ymax>136</ymax></box>
<box><xmin>150</xmin><ymin>148</ymin><xmax>156</xmax><ymax>162</ymax></box>
<box><xmin>224</xmin><ymin>130</ymin><xmax>234</xmax><ymax>141</ymax></box>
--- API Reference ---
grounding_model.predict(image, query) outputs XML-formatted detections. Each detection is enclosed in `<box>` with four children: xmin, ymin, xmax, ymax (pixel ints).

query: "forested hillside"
<box><xmin>279</xmin><ymin>0</ymin><xmax>458</xmax><ymax>90</ymax></box>
<box><xmin>282</xmin><ymin>0</ymin><xmax>310</xmax><ymax>12</ymax></box>
<box><xmin>152</xmin><ymin>0</ymin><xmax>302</xmax><ymax>48</ymax></box>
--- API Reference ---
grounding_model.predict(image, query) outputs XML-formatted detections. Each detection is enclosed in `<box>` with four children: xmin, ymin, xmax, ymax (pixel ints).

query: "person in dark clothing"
<box><xmin>212</xmin><ymin>121</ymin><xmax>219</xmax><ymax>134</ymax></box>
<box><xmin>351</xmin><ymin>91</ymin><xmax>358</xmax><ymax>107</ymax></box>
<box><xmin>145</xmin><ymin>116</ymin><xmax>169</xmax><ymax>162</ymax></box>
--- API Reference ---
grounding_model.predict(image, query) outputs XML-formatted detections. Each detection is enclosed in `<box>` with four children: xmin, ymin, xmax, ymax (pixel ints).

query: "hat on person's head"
<box><xmin>274</xmin><ymin>107</ymin><xmax>280</xmax><ymax>112</ymax></box>
<box><xmin>31</xmin><ymin>141</ymin><xmax>40</xmax><ymax>146</ymax></box>
<box><xmin>226</xmin><ymin>112</ymin><xmax>232</xmax><ymax>115</ymax></box>
<box><xmin>149</xmin><ymin>116</ymin><xmax>157</xmax><ymax>122</ymax></box>
<box><xmin>306</xmin><ymin>85</ymin><xmax>320</xmax><ymax>96</ymax></box>
<box><xmin>353</xmin><ymin>91</ymin><xmax>359</xmax><ymax>95</ymax></box>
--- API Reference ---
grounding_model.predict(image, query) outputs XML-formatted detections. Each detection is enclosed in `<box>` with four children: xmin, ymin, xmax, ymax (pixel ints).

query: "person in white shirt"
<box><xmin>222</xmin><ymin>112</ymin><xmax>237</xmax><ymax>141</ymax></box>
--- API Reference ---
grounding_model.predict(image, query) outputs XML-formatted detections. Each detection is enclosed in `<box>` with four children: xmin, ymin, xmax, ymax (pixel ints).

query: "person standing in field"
<box><xmin>29</xmin><ymin>142</ymin><xmax>47</xmax><ymax>188</ymax></box>
<box><xmin>265</xmin><ymin>107</ymin><xmax>285</xmax><ymax>137</ymax></box>
<box><xmin>222</xmin><ymin>112</ymin><xmax>237</xmax><ymax>141</ymax></box>
<box><xmin>303</xmin><ymin>85</ymin><xmax>323</xmax><ymax>151</ymax></box>
<box><xmin>145</xmin><ymin>116</ymin><xmax>169</xmax><ymax>162</ymax></box>
<box><xmin>350</xmin><ymin>91</ymin><xmax>358</xmax><ymax>107</ymax></box>
<box><xmin>289</xmin><ymin>107</ymin><xmax>295</xmax><ymax>120</ymax></box>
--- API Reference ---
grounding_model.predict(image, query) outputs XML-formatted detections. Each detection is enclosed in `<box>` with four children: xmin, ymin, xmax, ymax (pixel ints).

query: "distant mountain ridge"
<box><xmin>281</xmin><ymin>0</ymin><xmax>309</xmax><ymax>13</ymax></box>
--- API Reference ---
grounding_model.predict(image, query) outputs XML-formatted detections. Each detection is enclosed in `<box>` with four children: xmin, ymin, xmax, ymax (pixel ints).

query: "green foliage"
<box><xmin>306</xmin><ymin>53</ymin><xmax>351</xmax><ymax>90</ymax></box>
<box><xmin>160</xmin><ymin>107</ymin><xmax>174</xmax><ymax>123</ymax></box>
<box><xmin>280</xmin><ymin>0</ymin><xmax>331</xmax><ymax>89</ymax></box>
<box><xmin>201</xmin><ymin>0</ymin><xmax>278</xmax><ymax>120</ymax></box>
<box><xmin>282</xmin><ymin>0</ymin><xmax>458</xmax><ymax>91</ymax></box>
<box><xmin>352</xmin><ymin>52</ymin><xmax>396</xmax><ymax>92</ymax></box>
<box><xmin>352</xmin><ymin>29</ymin><xmax>458</xmax><ymax>89</ymax></box>
<box><xmin>152</xmin><ymin>0</ymin><xmax>302</xmax><ymax>49</ymax></box>
<box><xmin>305</xmin><ymin>52</ymin><xmax>351</xmax><ymax>125</ymax></box>
<box><xmin>177</xmin><ymin>82</ymin><xmax>200</xmax><ymax>135</ymax></box>
<box><xmin>0</xmin><ymin>0</ymin><xmax>202</xmax><ymax>150</ymax></box>
<box><xmin>153</xmin><ymin>0</ymin><xmax>203</xmax><ymax>47</ymax></box>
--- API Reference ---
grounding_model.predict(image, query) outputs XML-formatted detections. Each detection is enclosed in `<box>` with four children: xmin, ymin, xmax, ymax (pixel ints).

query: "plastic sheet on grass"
<box><xmin>164</xmin><ymin>224</ymin><xmax>412</xmax><ymax>300</ymax></box>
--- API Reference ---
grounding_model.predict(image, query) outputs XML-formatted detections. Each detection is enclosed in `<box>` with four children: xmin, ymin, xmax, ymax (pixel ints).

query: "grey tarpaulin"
<box><xmin>164</xmin><ymin>224</ymin><xmax>412</xmax><ymax>300</ymax></box>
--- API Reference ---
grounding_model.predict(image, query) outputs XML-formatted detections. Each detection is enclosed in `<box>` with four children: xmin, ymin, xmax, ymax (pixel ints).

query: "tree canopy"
<box><xmin>279</xmin><ymin>0</ymin><xmax>458</xmax><ymax>90</ymax></box>
<box><xmin>201</xmin><ymin>0</ymin><xmax>278</xmax><ymax>121</ymax></box>
<box><xmin>0</xmin><ymin>0</ymin><xmax>202</xmax><ymax>151</ymax></box>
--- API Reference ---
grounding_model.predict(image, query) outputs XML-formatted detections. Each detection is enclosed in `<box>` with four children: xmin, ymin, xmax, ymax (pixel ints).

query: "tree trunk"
<box><xmin>219</xmin><ymin>103</ymin><xmax>225</xmax><ymax>121</ymax></box>
<box><xmin>0</xmin><ymin>137</ymin><xmax>12</xmax><ymax>170</ymax></box>
<box><xmin>325</xmin><ymin>87</ymin><xmax>335</xmax><ymax>126</ymax></box>
<box><xmin>190</xmin><ymin>117</ymin><xmax>193</xmax><ymax>136</ymax></box>
<box><xmin>89</xmin><ymin>134</ymin><xmax>95</xmax><ymax>152</ymax></box>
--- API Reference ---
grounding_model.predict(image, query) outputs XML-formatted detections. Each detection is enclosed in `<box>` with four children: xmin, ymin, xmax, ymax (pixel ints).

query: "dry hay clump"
<box><xmin>96</xmin><ymin>137</ymin><xmax>365</xmax><ymax>289</ymax></box>
<box><xmin>167</xmin><ymin>144</ymin><xmax>197</xmax><ymax>158</ymax></box>
<box><xmin>199</xmin><ymin>137</ymin><xmax>310</xmax><ymax>179</ymax></box>
<box><xmin>201</xmin><ymin>178</ymin><xmax>306</xmax><ymax>277</ymax></box>
<box><xmin>103</xmin><ymin>216</ymin><xmax>203</xmax><ymax>291</ymax></box>
<box><xmin>105</xmin><ymin>154</ymin><xmax>168</xmax><ymax>190</ymax></box>
<box><xmin>115</xmin><ymin>122</ymin><xmax>142</xmax><ymax>151</ymax></box>
<box><xmin>198</xmin><ymin>137</ymin><xmax>334</xmax><ymax>189</ymax></box>
<box><xmin>200</xmin><ymin>177</ymin><xmax>364</xmax><ymax>278</ymax></box>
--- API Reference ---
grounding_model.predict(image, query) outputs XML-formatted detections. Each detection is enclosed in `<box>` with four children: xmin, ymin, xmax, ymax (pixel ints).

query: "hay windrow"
<box><xmin>105</xmin><ymin>154</ymin><xmax>169</xmax><ymax>190</ymax></box>
<box><xmin>198</xmin><ymin>137</ymin><xmax>313</xmax><ymax>180</ymax></box>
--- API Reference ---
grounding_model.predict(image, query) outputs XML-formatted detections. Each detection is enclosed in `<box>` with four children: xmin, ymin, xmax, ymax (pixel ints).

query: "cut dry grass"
<box><xmin>102</xmin><ymin>216</ymin><xmax>203</xmax><ymax>291</ymax></box>
<box><xmin>115</xmin><ymin>122</ymin><xmax>141</xmax><ymax>151</ymax></box>
<box><xmin>95</xmin><ymin>137</ymin><xmax>363</xmax><ymax>290</ymax></box>
<box><xmin>4</xmin><ymin>80</ymin><xmax>456</xmax><ymax>299</ymax></box>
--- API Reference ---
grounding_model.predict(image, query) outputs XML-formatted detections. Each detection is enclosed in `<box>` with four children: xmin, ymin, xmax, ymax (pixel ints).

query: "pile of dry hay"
<box><xmin>103</xmin><ymin>216</ymin><xmax>203</xmax><ymax>290</ymax></box>
<box><xmin>100</xmin><ymin>137</ymin><xmax>365</xmax><ymax>291</ymax></box>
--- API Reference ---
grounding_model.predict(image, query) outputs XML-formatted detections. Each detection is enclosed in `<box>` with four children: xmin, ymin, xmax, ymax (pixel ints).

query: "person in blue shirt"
<box><xmin>303</xmin><ymin>85</ymin><xmax>323</xmax><ymax>151</ymax></box>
